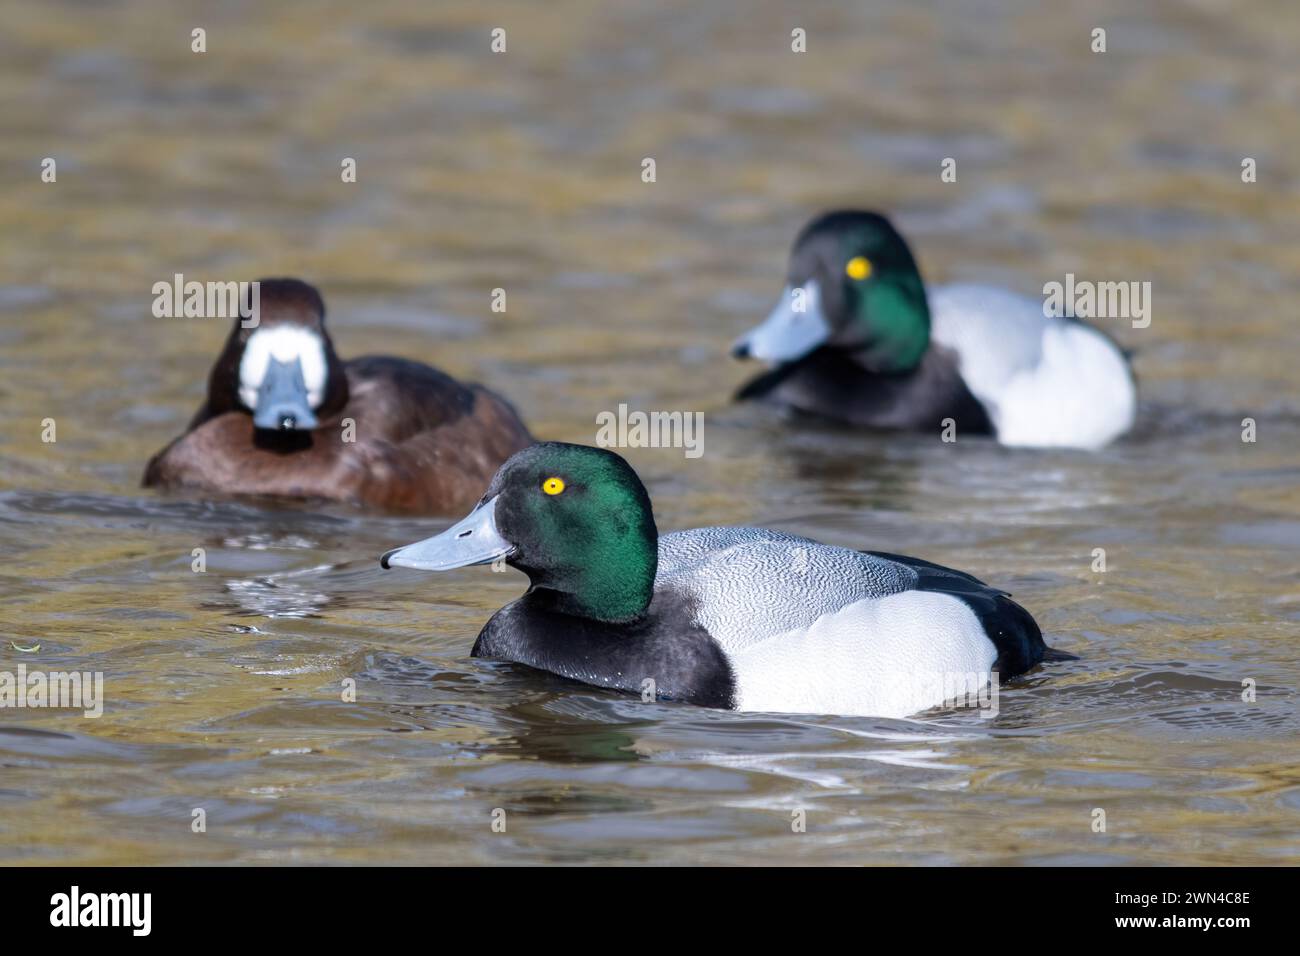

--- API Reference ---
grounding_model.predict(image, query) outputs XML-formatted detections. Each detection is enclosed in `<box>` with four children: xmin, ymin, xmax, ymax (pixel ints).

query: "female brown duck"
<box><xmin>143</xmin><ymin>278</ymin><xmax>532</xmax><ymax>513</ymax></box>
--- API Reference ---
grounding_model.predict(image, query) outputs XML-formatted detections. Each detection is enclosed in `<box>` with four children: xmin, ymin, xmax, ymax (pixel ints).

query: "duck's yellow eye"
<box><xmin>845</xmin><ymin>256</ymin><xmax>872</xmax><ymax>281</ymax></box>
<box><xmin>542</xmin><ymin>477</ymin><xmax>566</xmax><ymax>496</ymax></box>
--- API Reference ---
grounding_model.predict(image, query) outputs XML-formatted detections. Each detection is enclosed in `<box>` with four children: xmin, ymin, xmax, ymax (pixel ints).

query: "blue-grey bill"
<box><xmin>253</xmin><ymin>356</ymin><xmax>319</xmax><ymax>431</ymax></box>
<box><xmin>380</xmin><ymin>496</ymin><xmax>513</xmax><ymax>571</ymax></box>
<box><xmin>731</xmin><ymin>279</ymin><xmax>830</xmax><ymax>363</ymax></box>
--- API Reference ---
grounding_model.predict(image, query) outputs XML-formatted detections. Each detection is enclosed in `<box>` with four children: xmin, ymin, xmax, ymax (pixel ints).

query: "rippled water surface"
<box><xmin>1</xmin><ymin>0</ymin><xmax>1298</xmax><ymax>865</ymax></box>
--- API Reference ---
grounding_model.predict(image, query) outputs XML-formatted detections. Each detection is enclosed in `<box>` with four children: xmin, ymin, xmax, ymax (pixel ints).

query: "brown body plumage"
<box><xmin>143</xmin><ymin>279</ymin><xmax>532</xmax><ymax>514</ymax></box>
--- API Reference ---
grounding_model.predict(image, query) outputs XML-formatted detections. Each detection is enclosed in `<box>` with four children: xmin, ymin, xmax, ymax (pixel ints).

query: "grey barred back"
<box><xmin>656</xmin><ymin>527</ymin><xmax>918</xmax><ymax>652</ymax></box>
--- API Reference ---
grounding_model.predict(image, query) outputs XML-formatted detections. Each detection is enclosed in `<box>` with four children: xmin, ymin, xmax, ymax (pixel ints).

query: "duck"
<box><xmin>379</xmin><ymin>442</ymin><xmax>1072</xmax><ymax>718</ymax></box>
<box><xmin>731</xmin><ymin>210</ymin><xmax>1137</xmax><ymax>449</ymax></box>
<box><xmin>143</xmin><ymin>278</ymin><xmax>533</xmax><ymax>514</ymax></box>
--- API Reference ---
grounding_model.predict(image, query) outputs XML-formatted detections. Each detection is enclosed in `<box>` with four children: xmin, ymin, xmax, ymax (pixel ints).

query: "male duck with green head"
<box><xmin>382</xmin><ymin>442</ymin><xmax>1073</xmax><ymax>718</ymax></box>
<box><xmin>732</xmin><ymin>210</ymin><xmax>1137</xmax><ymax>449</ymax></box>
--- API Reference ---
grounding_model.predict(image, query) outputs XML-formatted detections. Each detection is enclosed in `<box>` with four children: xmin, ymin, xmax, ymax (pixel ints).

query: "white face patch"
<box><xmin>238</xmin><ymin>326</ymin><xmax>328</xmax><ymax>411</ymax></box>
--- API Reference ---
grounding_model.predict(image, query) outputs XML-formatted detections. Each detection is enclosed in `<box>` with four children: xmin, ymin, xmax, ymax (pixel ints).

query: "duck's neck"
<box><xmin>847</xmin><ymin>275</ymin><xmax>931</xmax><ymax>374</ymax></box>
<box><xmin>522</xmin><ymin>535</ymin><xmax>658</xmax><ymax>624</ymax></box>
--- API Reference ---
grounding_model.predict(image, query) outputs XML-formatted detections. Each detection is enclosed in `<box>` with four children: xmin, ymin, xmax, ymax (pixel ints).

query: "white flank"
<box><xmin>992</xmin><ymin>320</ymin><xmax>1136</xmax><ymax>449</ymax></box>
<box><xmin>930</xmin><ymin>283</ymin><xmax>1136</xmax><ymax>449</ymax></box>
<box><xmin>728</xmin><ymin>591</ymin><xmax>996</xmax><ymax>718</ymax></box>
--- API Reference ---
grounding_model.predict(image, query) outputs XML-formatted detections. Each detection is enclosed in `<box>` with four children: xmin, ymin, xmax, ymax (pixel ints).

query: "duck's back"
<box><xmin>929</xmin><ymin>283</ymin><xmax>1136</xmax><ymax>449</ymax></box>
<box><xmin>337</xmin><ymin>355</ymin><xmax>533</xmax><ymax>509</ymax></box>
<box><xmin>655</xmin><ymin>527</ymin><xmax>1047</xmax><ymax>717</ymax></box>
<box><xmin>656</xmin><ymin>527</ymin><xmax>916</xmax><ymax>649</ymax></box>
<box><xmin>344</xmin><ymin>356</ymin><xmax>527</xmax><ymax>447</ymax></box>
<box><xmin>344</xmin><ymin>356</ymin><xmax>478</xmax><ymax>441</ymax></box>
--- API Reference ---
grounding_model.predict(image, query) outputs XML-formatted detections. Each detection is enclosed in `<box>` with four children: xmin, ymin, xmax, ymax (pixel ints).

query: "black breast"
<box><xmin>470</xmin><ymin>589</ymin><xmax>736</xmax><ymax>709</ymax></box>
<box><xmin>736</xmin><ymin>345</ymin><xmax>993</xmax><ymax>435</ymax></box>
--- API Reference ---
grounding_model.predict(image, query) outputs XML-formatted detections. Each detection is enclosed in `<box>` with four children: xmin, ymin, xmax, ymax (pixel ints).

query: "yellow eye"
<box><xmin>542</xmin><ymin>477</ymin><xmax>566</xmax><ymax>496</ymax></box>
<box><xmin>845</xmin><ymin>256</ymin><xmax>872</xmax><ymax>281</ymax></box>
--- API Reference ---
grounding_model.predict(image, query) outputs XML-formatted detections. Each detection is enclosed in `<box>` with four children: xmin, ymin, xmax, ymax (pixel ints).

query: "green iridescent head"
<box><xmin>382</xmin><ymin>443</ymin><xmax>658</xmax><ymax>623</ymax></box>
<box><xmin>733</xmin><ymin>210</ymin><xmax>931</xmax><ymax>374</ymax></box>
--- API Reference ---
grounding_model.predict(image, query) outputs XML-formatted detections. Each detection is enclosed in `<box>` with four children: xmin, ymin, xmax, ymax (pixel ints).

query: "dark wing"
<box><xmin>865</xmin><ymin>550</ymin><xmax>1063</xmax><ymax>676</ymax></box>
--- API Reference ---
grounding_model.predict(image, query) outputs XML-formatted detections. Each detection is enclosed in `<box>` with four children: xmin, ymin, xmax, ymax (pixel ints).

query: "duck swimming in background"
<box><xmin>732</xmin><ymin>210</ymin><xmax>1137</xmax><ymax>449</ymax></box>
<box><xmin>143</xmin><ymin>278</ymin><xmax>533</xmax><ymax>514</ymax></box>
<box><xmin>380</xmin><ymin>442</ymin><xmax>1071</xmax><ymax>718</ymax></box>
